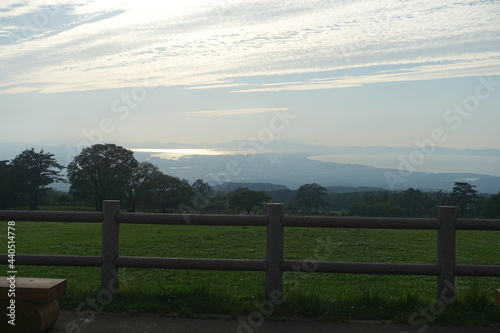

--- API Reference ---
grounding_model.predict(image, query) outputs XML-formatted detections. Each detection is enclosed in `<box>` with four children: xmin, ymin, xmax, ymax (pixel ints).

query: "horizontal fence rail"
<box><xmin>282</xmin><ymin>216</ymin><xmax>440</xmax><ymax>229</ymax></box>
<box><xmin>454</xmin><ymin>265</ymin><xmax>500</xmax><ymax>276</ymax></box>
<box><xmin>115</xmin><ymin>257</ymin><xmax>267</xmax><ymax>271</ymax></box>
<box><xmin>116</xmin><ymin>212</ymin><xmax>268</xmax><ymax>226</ymax></box>
<box><xmin>281</xmin><ymin>261</ymin><xmax>441</xmax><ymax>276</ymax></box>
<box><xmin>0</xmin><ymin>254</ymin><xmax>103</xmax><ymax>267</ymax></box>
<box><xmin>0</xmin><ymin>210</ymin><xmax>103</xmax><ymax>223</ymax></box>
<box><xmin>455</xmin><ymin>219</ymin><xmax>500</xmax><ymax>230</ymax></box>
<box><xmin>1</xmin><ymin>201</ymin><xmax>500</xmax><ymax>303</ymax></box>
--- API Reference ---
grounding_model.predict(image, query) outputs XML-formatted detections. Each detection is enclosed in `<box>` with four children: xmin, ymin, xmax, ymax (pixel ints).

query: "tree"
<box><xmin>192</xmin><ymin>179</ymin><xmax>213</xmax><ymax>197</ymax></box>
<box><xmin>155</xmin><ymin>174</ymin><xmax>194</xmax><ymax>213</ymax></box>
<box><xmin>295</xmin><ymin>183</ymin><xmax>327</xmax><ymax>213</ymax></box>
<box><xmin>482</xmin><ymin>192</ymin><xmax>500</xmax><ymax>218</ymax></box>
<box><xmin>349</xmin><ymin>201</ymin><xmax>399</xmax><ymax>217</ymax></box>
<box><xmin>399</xmin><ymin>187</ymin><xmax>433</xmax><ymax>217</ymax></box>
<box><xmin>0</xmin><ymin>160</ymin><xmax>14</xmax><ymax>209</ymax></box>
<box><xmin>403</xmin><ymin>188</ymin><xmax>418</xmax><ymax>216</ymax></box>
<box><xmin>229</xmin><ymin>188</ymin><xmax>271</xmax><ymax>214</ymax></box>
<box><xmin>124</xmin><ymin>162</ymin><xmax>163</xmax><ymax>212</ymax></box>
<box><xmin>204</xmin><ymin>193</ymin><xmax>230</xmax><ymax>213</ymax></box>
<box><xmin>428</xmin><ymin>190</ymin><xmax>450</xmax><ymax>207</ymax></box>
<box><xmin>451</xmin><ymin>182</ymin><xmax>478</xmax><ymax>218</ymax></box>
<box><xmin>191</xmin><ymin>179</ymin><xmax>214</xmax><ymax>211</ymax></box>
<box><xmin>10</xmin><ymin>149</ymin><xmax>64</xmax><ymax>209</ymax></box>
<box><xmin>67</xmin><ymin>144</ymin><xmax>138</xmax><ymax>210</ymax></box>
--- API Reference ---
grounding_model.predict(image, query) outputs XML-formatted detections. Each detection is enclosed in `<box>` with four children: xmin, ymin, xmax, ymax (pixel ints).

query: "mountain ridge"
<box><xmin>1</xmin><ymin>141</ymin><xmax>499</xmax><ymax>193</ymax></box>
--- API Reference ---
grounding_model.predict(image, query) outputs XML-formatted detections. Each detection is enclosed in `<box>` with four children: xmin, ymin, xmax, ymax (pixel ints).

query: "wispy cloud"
<box><xmin>0</xmin><ymin>0</ymin><xmax>499</xmax><ymax>94</ymax></box>
<box><xmin>173</xmin><ymin>107</ymin><xmax>289</xmax><ymax>117</ymax></box>
<box><xmin>186</xmin><ymin>82</ymin><xmax>249</xmax><ymax>90</ymax></box>
<box><xmin>232</xmin><ymin>53</ymin><xmax>500</xmax><ymax>92</ymax></box>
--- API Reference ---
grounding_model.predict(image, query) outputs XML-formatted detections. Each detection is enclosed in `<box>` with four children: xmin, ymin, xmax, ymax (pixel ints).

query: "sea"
<box><xmin>308</xmin><ymin>154</ymin><xmax>500</xmax><ymax>177</ymax></box>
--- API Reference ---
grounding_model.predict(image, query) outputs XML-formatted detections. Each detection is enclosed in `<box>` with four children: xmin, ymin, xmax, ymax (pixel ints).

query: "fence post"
<box><xmin>437</xmin><ymin>206</ymin><xmax>457</xmax><ymax>303</ymax></box>
<box><xmin>265</xmin><ymin>203</ymin><xmax>285</xmax><ymax>299</ymax></box>
<box><xmin>101</xmin><ymin>200</ymin><xmax>120</xmax><ymax>301</ymax></box>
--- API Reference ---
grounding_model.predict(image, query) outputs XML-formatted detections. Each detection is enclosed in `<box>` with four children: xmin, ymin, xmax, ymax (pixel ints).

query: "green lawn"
<box><xmin>1</xmin><ymin>214</ymin><xmax>499</xmax><ymax>325</ymax></box>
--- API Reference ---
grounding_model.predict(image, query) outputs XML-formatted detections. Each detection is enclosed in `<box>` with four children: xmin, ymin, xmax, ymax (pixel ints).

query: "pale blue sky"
<box><xmin>1</xmin><ymin>0</ymin><xmax>499</xmax><ymax>149</ymax></box>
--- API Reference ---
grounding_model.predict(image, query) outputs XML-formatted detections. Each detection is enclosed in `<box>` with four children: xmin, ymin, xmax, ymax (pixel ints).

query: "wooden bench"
<box><xmin>496</xmin><ymin>289</ymin><xmax>500</xmax><ymax>308</ymax></box>
<box><xmin>1</xmin><ymin>277</ymin><xmax>66</xmax><ymax>333</ymax></box>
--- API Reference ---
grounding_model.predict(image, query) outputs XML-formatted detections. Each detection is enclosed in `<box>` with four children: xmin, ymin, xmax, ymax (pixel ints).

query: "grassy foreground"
<box><xmin>1</xmin><ymin>210</ymin><xmax>499</xmax><ymax>326</ymax></box>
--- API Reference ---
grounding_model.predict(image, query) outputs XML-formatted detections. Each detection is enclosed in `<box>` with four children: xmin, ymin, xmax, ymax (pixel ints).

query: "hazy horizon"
<box><xmin>2</xmin><ymin>140</ymin><xmax>500</xmax><ymax>178</ymax></box>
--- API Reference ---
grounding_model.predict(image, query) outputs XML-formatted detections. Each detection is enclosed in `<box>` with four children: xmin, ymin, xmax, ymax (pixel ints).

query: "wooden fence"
<box><xmin>1</xmin><ymin>201</ymin><xmax>499</xmax><ymax>303</ymax></box>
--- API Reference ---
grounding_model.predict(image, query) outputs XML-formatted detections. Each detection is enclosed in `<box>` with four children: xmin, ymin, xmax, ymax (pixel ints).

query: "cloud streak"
<box><xmin>232</xmin><ymin>53</ymin><xmax>500</xmax><ymax>92</ymax></box>
<box><xmin>173</xmin><ymin>107</ymin><xmax>289</xmax><ymax>117</ymax></box>
<box><xmin>0</xmin><ymin>0</ymin><xmax>499</xmax><ymax>94</ymax></box>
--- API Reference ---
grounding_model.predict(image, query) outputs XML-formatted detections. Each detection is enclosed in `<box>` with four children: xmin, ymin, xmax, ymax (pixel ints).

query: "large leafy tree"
<box><xmin>192</xmin><ymin>179</ymin><xmax>213</xmax><ymax>198</ymax></box>
<box><xmin>191</xmin><ymin>179</ymin><xmax>214</xmax><ymax>210</ymax></box>
<box><xmin>295</xmin><ymin>183</ymin><xmax>328</xmax><ymax>213</ymax></box>
<box><xmin>10</xmin><ymin>149</ymin><xmax>64</xmax><ymax>209</ymax></box>
<box><xmin>229</xmin><ymin>188</ymin><xmax>271</xmax><ymax>214</ymax></box>
<box><xmin>124</xmin><ymin>162</ymin><xmax>163</xmax><ymax>212</ymax></box>
<box><xmin>155</xmin><ymin>174</ymin><xmax>194</xmax><ymax>213</ymax></box>
<box><xmin>451</xmin><ymin>182</ymin><xmax>478</xmax><ymax>218</ymax></box>
<box><xmin>67</xmin><ymin>144</ymin><xmax>138</xmax><ymax>211</ymax></box>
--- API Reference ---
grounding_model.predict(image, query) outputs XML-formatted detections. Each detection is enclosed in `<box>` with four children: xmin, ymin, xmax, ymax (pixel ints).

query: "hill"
<box><xmin>212</xmin><ymin>182</ymin><xmax>289</xmax><ymax>192</ymax></box>
<box><xmin>324</xmin><ymin>186</ymin><xmax>387</xmax><ymax>193</ymax></box>
<box><xmin>2</xmin><ymin>141</ymin><xmax>500</xmax><ymax>193</ymax></box>
<box><xmin>145</xmin><ymin>152</ymin><xmax>500</xmax><ymax>193</ymax></box>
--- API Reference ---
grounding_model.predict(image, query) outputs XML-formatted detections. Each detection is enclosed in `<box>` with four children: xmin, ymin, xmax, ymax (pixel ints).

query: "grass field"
<box><xmin>1</xmin><ymin>207</ymin><xmax>499</xmax><ymax>325</ymax></box>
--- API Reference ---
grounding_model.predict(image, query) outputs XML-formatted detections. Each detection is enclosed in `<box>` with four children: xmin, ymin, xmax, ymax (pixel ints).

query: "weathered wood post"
<box><xmin>437</xmin><ymin>206</ymin><xmax>457</xmax><ymax>303</ymax></box>
<box><xmin>101</xmin><ymin>200</ymin><xmax>120</xmax><ymax>301</ymax></box>
<box><xmin>265</xmin><ymin>203</ymin><xmax>285</xmax><ymax>299</ymax></box>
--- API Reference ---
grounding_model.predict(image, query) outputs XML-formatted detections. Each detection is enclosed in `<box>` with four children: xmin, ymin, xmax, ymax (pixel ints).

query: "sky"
<box><xmin>1</xmin><ymin>0</ymin><xmax>500</xmax><ymax>151</ymax></box>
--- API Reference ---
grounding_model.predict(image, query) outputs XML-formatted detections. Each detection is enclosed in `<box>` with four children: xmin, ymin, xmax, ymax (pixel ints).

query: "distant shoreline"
<box><xmin>308</xmin><ymin>153</ymin><xmax>500</xmax><ymax>177</ymax></box>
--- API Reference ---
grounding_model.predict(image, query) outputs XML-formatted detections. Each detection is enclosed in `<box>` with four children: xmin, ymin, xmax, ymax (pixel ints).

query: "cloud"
<box><xmin>0</xmin><ymin>0</ymin><xmax>499</xmax><ymax>94</ymax></box>
<box><xmin>186</xmin><ymin>82</ymin><xmax>250</xmax><ymax>90</ymax></box>
<box><xmin>173</xmin><ymin>107</ymin><xmax>290</xmax><ymax>117</ymax></box>
<box><xmin>232</xmin><ymin>52</ymin><xmax>500</xmax><ymax>92</ymax></box>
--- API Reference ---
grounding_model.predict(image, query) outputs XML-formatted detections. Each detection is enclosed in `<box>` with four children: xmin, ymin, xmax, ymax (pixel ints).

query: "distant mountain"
<box><xmin>141</xmin><ymin>152</ymin><xmax>500</xmax><ymax>193</ymax></box>
<box><xmin>213</xmin><ymin>182</ymin><xmax>289</xmax><ymax>192</ymax></box>
<box><xmin>2</xmin><ymin>141</ymin><xmax>500</xmax><ymax>193</ymax></box>
<box><xmin>324</xmin><ymin>186</ymin><xmax>387</xmax><ymax>193</ymax></box>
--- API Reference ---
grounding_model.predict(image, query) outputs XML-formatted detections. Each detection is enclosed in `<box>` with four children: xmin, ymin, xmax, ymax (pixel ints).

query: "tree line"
<box><xmin>1</xmin><ymin>143</ymin><xmax>499</xmax><ymax>218</ymax></box>
<box><xmin>0</xmin><ymin>144</ymin><xmax>270</xmax><ymax>214</ymax></box>
<box><xmin>285</xmin><ymin>182</ymin><xmax>500</xmax><ymax>218</ymax></box>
